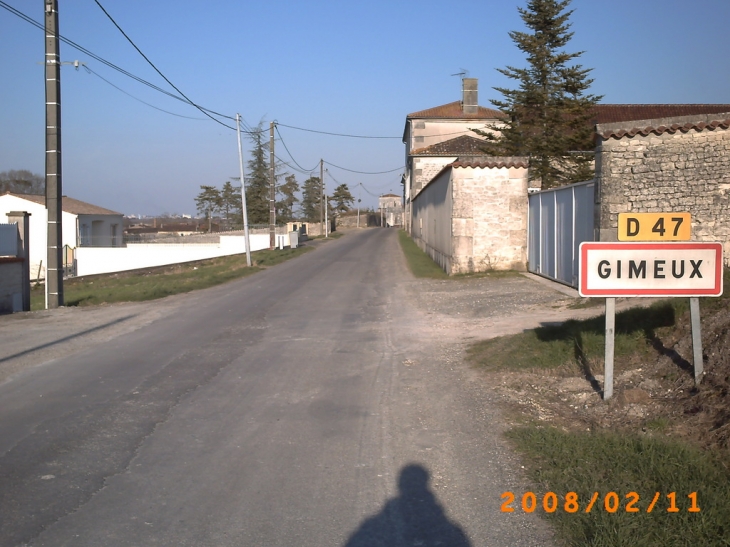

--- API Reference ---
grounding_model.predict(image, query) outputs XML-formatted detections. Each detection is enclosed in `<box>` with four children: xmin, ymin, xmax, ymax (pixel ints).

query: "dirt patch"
<box><xmin>484</xmin><ymin>302</ymin><xmax>730</xmax><ymax>456</ymax></box>
<box><xmin>401</xmin><ymin>270</ymin><xmax>729</xmax><ymax>458</ymax></box>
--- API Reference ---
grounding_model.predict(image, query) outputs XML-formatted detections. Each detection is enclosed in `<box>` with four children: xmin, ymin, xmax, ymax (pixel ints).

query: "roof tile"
<box><xmin>407</xmin><ymin>101</ymin><xmax>504</xmax><ymax>120</ymax></box>
<box><xmin>4</xmin><ymin>192</ymin><xmax>123</xmax><ymax>216</ymax></box>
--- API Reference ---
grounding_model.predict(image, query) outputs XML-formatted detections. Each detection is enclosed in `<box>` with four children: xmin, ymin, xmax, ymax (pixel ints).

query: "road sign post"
<box><xmin>579</xmin><ymin>241</ymin><xmax>723</xmax><ymax>399</ymax></box>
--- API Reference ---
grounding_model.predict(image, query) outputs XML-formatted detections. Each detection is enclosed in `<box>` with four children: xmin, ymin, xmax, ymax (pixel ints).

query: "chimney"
<box><xmin>462</xmin><ymin>78</ymin><xmax>478</xmax><ymax>115</ymax></box>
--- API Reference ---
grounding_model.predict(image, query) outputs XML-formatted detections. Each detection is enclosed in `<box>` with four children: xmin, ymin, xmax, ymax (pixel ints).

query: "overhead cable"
<box><xmin>323</xmin><ymin>161</ymin><xmax>404</xmax><ymax>175</ymax></box>
<box><xmin>274</xmin><ymin>125</ymin><xmax>321</xmax><ymax>173</ymax></box>
<box><xmin>92</xmin><ymin>0</ymin><xmax>236</xmax><ymax>129</ymax></box>
<box><xmin>277</xmin><ymin>122</ymin><xmax>400</xmax><ymax>140</ymax></box>
<box><xmin>83</xmin><ymin>66</ymin><xmax>208</xmax><ymax>120</ymax></box>
<box><xmin>0</xmin><ymin>1</ymin><xmax>254</xmax><ymax>132</ymax></box>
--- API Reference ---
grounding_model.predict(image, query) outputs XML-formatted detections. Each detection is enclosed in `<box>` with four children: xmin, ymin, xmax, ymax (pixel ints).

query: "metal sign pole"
<box><xmin>690</xmin><ymin>297</ymin><xmax>703</xmax><ymax>384</ymax></box>
<box><xmin>604</xmin><ymin>297</ymin><xmax>615</xmax><ymax>400</ymax></box>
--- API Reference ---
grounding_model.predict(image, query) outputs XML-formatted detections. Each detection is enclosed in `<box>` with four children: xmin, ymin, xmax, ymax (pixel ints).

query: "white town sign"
<box><xmin>579</xmin><ymin>242</ymin><xmax>723</xmax><ymax>297</ymax></box>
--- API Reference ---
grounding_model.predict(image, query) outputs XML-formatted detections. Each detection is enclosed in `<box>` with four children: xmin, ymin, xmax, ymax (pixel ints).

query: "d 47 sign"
<box><xmin>579</xmin><ymin>242</ymin><xmax>723</xmax><ymax>297</ymax></box>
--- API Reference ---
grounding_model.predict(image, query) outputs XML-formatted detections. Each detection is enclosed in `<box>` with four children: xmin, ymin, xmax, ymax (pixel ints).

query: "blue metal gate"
<box><xmin>528</xmin><ymin>180</ymin><xmax>595</xmax><ymax>288</ymax></box>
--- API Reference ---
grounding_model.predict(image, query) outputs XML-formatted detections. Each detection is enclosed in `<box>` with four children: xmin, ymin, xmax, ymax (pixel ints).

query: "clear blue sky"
<box><xmin>1</xmin><ymin>0</ymin><xmax>728</xmax><ymax>216</ymax></box>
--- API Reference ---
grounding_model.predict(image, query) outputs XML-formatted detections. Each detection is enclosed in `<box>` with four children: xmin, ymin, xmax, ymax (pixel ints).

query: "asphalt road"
<box><xmin>0</xmin><ymin>228</ymin><xmax>556</xmax><ymax>547</ymax></box>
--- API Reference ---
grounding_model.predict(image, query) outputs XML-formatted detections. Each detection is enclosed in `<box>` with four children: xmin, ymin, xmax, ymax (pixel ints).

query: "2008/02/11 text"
<box><xmin>501</xmin><ymin>491</ymin><xmax>701</xmax><ymax>514</ymax></box>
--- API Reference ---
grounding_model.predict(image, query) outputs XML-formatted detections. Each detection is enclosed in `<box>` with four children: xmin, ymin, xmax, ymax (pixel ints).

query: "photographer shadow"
<box><xmin>343</xmin><ymin>464</ymin><xmax>471</xmax><ymax>547</ymax></box>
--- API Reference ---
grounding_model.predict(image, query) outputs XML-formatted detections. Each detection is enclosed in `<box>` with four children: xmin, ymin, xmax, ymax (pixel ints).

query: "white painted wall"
<box><xmin>0</xmin><ymin>195</ymin><xmax>76</xmax><ymax>280</ymax></box>
<box><xmin>75</xmin><ymin>234</ymin><xmax>273</xmax><ymax>277</ymax></box>
<box><xmin>411</xmin><ymin>169</ymin><xmax>453</xmax><ymax>272</ymax></box>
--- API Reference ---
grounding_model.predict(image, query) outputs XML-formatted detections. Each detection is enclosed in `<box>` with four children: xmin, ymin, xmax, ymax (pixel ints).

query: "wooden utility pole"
<box><xmin>319</xmin><ymin>159</ymin><xmax>324</xmax><ymax>235</ymax></box>
<box><xmin>269</xmin><ymin>122</ymin><xmax>276</xmax><ymax>250</ymax></box>
<box><xmin>45</xmin><ymin>0</ymin><xmax>63</xmax><ymax>308</ymax></box>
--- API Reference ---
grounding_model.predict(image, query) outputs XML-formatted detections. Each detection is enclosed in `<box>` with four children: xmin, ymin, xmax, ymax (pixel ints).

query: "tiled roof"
<box><xmin>591</xmin><ymin>104</ymin><xmax>730</xmax><ymax>125</ymax></box>
<box><xmin>451</xmin><ymin>158</ymin><xmax>529</xmax><ymax>169</ymax></box>
<box><xmin>599</xmin><ymin>117</ymin><xmax>730</xmax><ymax>140</ymax></box>
<box><xmin>407</xmin><ymin>101</ymin><xmax>504</xmax><ymax>120</ymax></box>
<box><xmin>3</xmin><ymin>192</ymin><xmax>123</xmax><ymax>215</ymax></box>
<box><xmin>411</xmin><ymin>135</ymin><xmax>489</xmax><ymax>156</ymax></box>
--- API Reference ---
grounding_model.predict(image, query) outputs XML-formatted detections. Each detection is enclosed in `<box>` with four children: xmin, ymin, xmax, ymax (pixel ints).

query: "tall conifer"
<box><xmin>475</xmin><ymin>0</ymin><xmax>601</xmax><ymax>188</ymax></box>
<box><xmin>246</xmin><ymin>123</ymin><xmax>270</xmax><ymax>224</ymax></box>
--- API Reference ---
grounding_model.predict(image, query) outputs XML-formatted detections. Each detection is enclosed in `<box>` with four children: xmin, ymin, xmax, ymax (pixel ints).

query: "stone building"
<box><xmin>404</xmin><ymin>79</ymin><xmax>536</xmax><ymax>273</ymax></box>
<box><xmin>595</xmin><ymin>109</ymin><xmax>730</xmax><ymax>266</ymax></box>
<box><xmin>410</xmin><ymin>159</ymin><xmax>529</xmax><ymax>273</ymax></box>
<box><xmin>378</xmin><ymin>194</ymin><xmax>403</xmax><ymax>227</ymax></box>
<box><xmin>403</xmin><ymin>78</ymin><xmax>504</xmax><ymax>233</ymax></box>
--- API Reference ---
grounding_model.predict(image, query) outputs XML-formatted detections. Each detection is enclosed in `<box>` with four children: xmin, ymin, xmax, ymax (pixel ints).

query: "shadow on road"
<box><xmin>0</xmin><ymin>314</ymin><xmax>137</xmax><ymax>364</ymax></box>
<box><xmin>343</xmin><ymin>463</ymin><xmax>471</xmax><ymax>547</ymax></box>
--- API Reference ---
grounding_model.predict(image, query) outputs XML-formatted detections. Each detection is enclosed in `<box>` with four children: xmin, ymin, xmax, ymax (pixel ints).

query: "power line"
<box><xmin>324</xmin><ymin>161</ymin><xmax>403</xmax><ymax>175</ymax></box>
<box><xmin>0</xmin><ymin>1</ymin><xmax>254</xmax><ymax>132</ymax></box>
<box><xmin>83</xmin><ymin>65</ymin><xmax>208</xmax><ymax>120</ymax></box>
<box><xmin>92</xmin><ymin>0</ymin><xmax>236</xmax><ymax>129</ymax></box>
<box><xmin>274</xmin><ymin>125</ymin><xmax>320</xmax><ymax>173</ymax></box>
<box><xmin>277</xmin><ymin>122</ymin><xmax>400</xmax><ymax>139</ymax></box>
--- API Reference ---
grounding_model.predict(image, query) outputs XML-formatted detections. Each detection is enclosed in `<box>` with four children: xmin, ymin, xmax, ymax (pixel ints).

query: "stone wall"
<box><xmin>451</xmin><ymin>165</ymin><xmax>528</xmax><ymax>273</ymax></box>
<box><xmin>411</xmin><ymin>162</ymin><xmax>529</xmax><ymax>275</ymax></box>
<box><xmin>411</xmin><ymin>157</ymin><xmax>455</xmax><ymax>197</ymax></box>
<box><xmin>595</xmin><ymin>113</ymin><xmax>730</xmax><ymax>265</ymax></box>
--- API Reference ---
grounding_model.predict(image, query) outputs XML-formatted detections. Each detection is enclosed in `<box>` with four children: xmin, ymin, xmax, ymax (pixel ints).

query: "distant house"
<box><xmin>403</xmin><ymin>79</ymin><xmax>532</xmax><ymax>273</ymax></box>
<box><xmin>403</xmin><ymin>78</ymin><xmax>504</xmax><ymax>230</ymax></box>
<box><xmin>378</xmin><ymin>194</ymin><xmax>403</xmax><ymax>227</ymax></box>
<box><xmin>0</xmin><ymin>192</ymin><xmax>123</xmax><ymax>279</ymax></box>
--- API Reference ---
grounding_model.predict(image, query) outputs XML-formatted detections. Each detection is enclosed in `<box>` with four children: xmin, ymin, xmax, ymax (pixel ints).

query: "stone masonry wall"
<box><xmin>412</xmin><ymin>157</ymin><xmax>454</xmax><ymax>197</ymax></box>
<box><xmin>450</xmin><ymin>166</ymin><xmax>528</xmax><ymax>273</ymax></box>
<box><xmin>596</xmin><ymin>115</ymin><xmax>730</xmax><ymax>265</ymax></box>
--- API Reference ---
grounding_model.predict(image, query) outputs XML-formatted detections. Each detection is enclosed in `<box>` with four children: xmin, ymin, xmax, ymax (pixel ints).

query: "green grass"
<box><xmin>506</xmin><ymin>426</ymin><xmax>730</xmax><ymax>546</ymax></box>
<box><xmin>472</xmin><ymin>267</ymin><xmax>730</xmax><ymax>546</ymax></box>
<box><xmin>397</xmin><ymin>230</ymin><xmax>522</xmax><ymax>280</ymax></box>
<box><xmin>31</xmin><ymin>246</ymin><xmax>312</xmax><ymax>310</ymax></box>
<box><xmin>466</xmin><ymin>300</ymin><xmax>677</xmax><ymax>373</ymax></box>
<box><xmin>467</xmin><ymin>268</ymin><xmax>730</xmax><ymax>374</ymax></box>
<box><xmin>397</xmin><ymin>230</ymin><xmax>449</xmax><ymax>279</ymax></box>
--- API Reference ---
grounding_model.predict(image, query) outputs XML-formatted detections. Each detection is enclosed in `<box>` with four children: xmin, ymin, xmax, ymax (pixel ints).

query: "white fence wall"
<box><xmin>527</xmin><ymin>180</ymin><xmax>594</xmax><ymax>287</ymax></box>
<box><xmin>75</xmin><ymin>234</ymin><xmax>272</xmax><ymax>277</ymax></box>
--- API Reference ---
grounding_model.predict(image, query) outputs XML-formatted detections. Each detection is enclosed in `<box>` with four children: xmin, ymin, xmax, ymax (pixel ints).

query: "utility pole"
<box><xmin>357</xmin><ymin>182</ymin><xmax>361</xmax><ymax>229</ymax></box>
<box><xmin>324</xmin><ymin>175</ymin><xmax>328</xmax><ymax>238</ymax></box>
<box><xmin>236</xmin><ymin>114</ymin><xmax>252</xmax><ymax>267</ymax></box>
<box><xmin>319</xmin><ymin>159</ymin><xmax>324</xmax><ymax>236</ymax></box>
<box><xmin>45</xmin><ymin>0</ymin><xmax>63</xmax><ymax>308</ymax></box>
<box><xmin>269</xmin><ymin>121</ymin><xmax>276</xmax><ymax>250</ymax></box>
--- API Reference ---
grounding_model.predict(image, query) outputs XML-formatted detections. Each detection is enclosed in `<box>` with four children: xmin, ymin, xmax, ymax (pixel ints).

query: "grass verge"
<box><xmin>470</xmin><ymin>268</ymin><xmax>730</xmax><ymax>546</ymax></box>
<box><xmin>397</xmin><ymin>230</ymin><xmax>449</xmax><ymax>279</ymax></box>
<box><xmin>506</xmin><ymin>425</ymin><xmax>730</xmax><ymax>546</ymax></box>
<box><xmin>30</xmin><ymin>246</ymin><xmax>312</xmax><ymax>310</ymax></box>
<box><xmin>466</xmin><ymin>300</ymin><xmax>678</xmax><ymax>373</ymax></box>
<box><xmin>398</xmin><ymin>230</ymin><xmax>520</xmax><ymax>280</ymax></box>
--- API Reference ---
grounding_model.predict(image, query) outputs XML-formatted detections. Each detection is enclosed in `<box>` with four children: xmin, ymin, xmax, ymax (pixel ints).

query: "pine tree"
<box><xmin>301</xmin><ymin>176</ymin><xmax>322</xmax><ymax>222</ymax></box>
<box><xmin>220</xmin><ymin>180</ymin><xmax>242</xmax><ymax>229</ymax></box>
<box><xmin>475</xmin><ymin>0</ymin><xmax>601</xmax><ymax>188</ymax></box>
<box><xmin>246</xmin><ymin>123</ymin><xmax>270</xmax><ymax>224</ymax></box>
<box><xmin>194</xmin><ymin>185</ymin><xmax>222</xmax><ymax>232</ymax></box>
<box><xmin>277</xmin><ymin>174</ymin><xmax>300</xmax><ymax>223</ymax></box>
<box><xmin>330</xmin><ymin>183</ymin><xmax>354</xmax><ymax>215</ymax></box>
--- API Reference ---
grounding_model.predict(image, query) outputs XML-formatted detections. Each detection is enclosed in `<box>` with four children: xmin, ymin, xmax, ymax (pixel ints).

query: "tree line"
<box><xmin>195</xmin><ymin>123</ymin><xmax>354</xmax><ymax>231</ymax></box>
<box><xmin>0</xmin><ymin>170</ymin><xmax>44</xmax><ymax>195</ymax></box>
